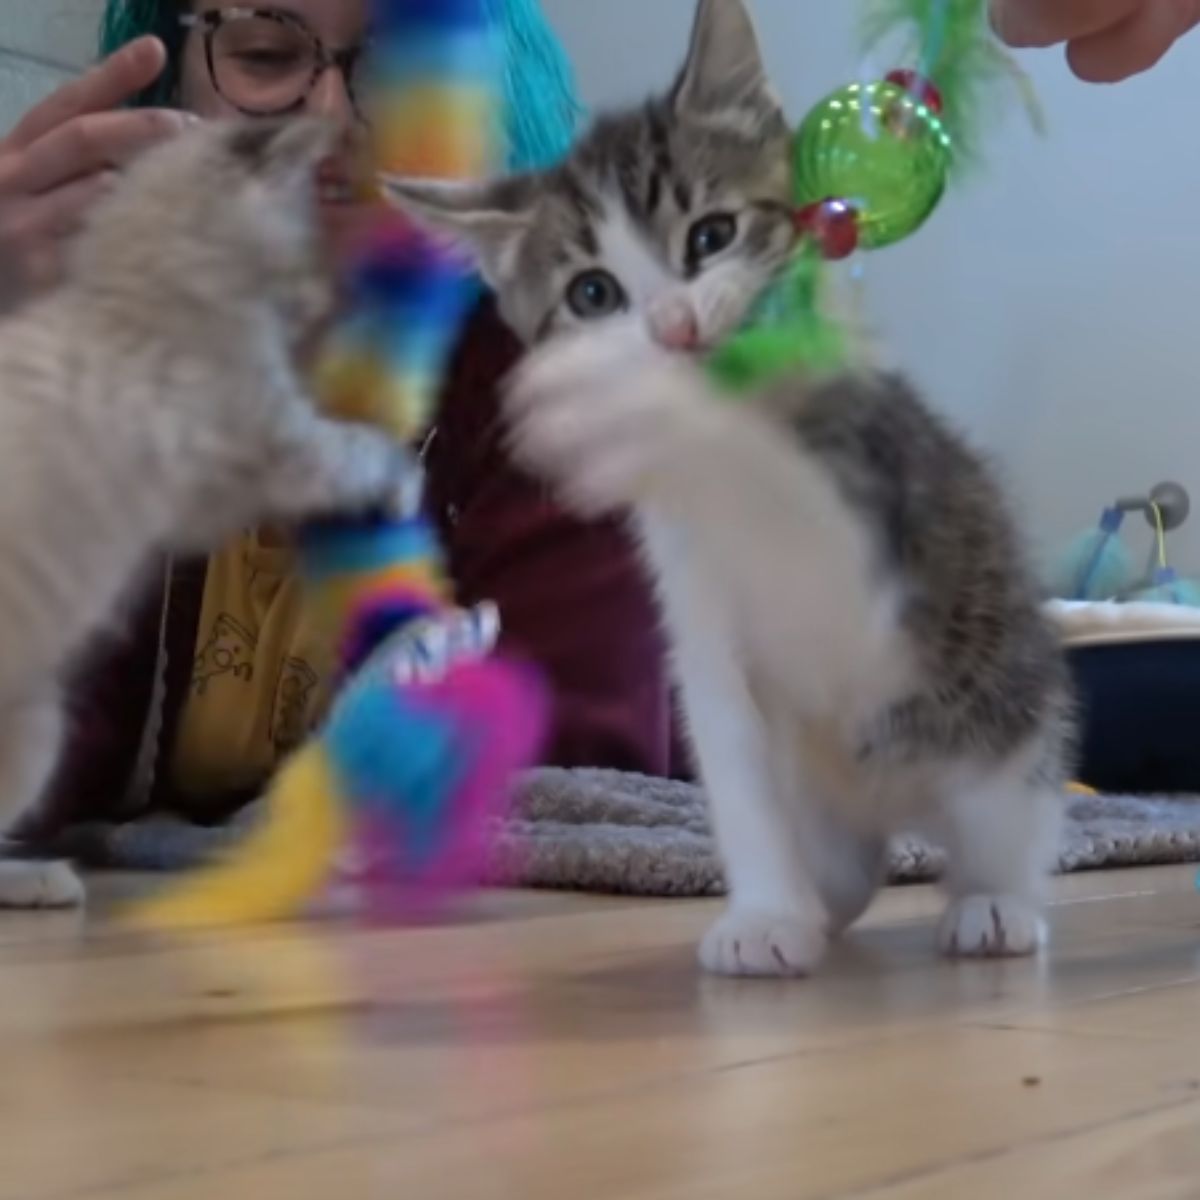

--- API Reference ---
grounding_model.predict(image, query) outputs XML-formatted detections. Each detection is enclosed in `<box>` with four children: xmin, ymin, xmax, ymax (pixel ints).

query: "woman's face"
<box><xmin>179</xmin><ymin>0</ymin><xmax>369</xmax><ymax>256</ymax></box>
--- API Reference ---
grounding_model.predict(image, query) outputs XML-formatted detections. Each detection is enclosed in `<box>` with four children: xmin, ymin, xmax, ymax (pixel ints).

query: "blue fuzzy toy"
<box><xmin>1051</xmin><ymin>485</ymin><xmax>1200</xmax><ymax>606</ymax></box>
<box><xmin>1051</xmin><ymin>507</ymin><xmax>1138</xmax><ymax>602</ymax></box>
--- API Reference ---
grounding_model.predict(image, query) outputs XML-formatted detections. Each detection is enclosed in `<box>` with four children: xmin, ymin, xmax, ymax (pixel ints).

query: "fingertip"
<box><xmin>988</xmin><ymin>2</ymin><xmax>1027</xmax><ymax>47</ymax></box>
<box><xmin>987</xmin><ymin>0</ymin><xmax>1050</xmax><ymax>48</ymax></box>
<box><xmin>1063</xmin><ymin>40</ymin><xmax>1122</xmax><ymax>81</ymax></box>
<box><xmin>153</xmin><ymin>109</ymin><xmax>201</xmax><ymax>134</ymax></box>
<box><xmin>127</xmin><ymin>33</ymin><xmax>167</xmax><ymax>63</ymax></box>
<box><xmin>1065</xmin><ymin>0</ymin><xmax>1200</xmax><ymax>83</ymax></box>
<box><xmin>116</xmin><ymin>33</ymin><xmax>168</xmax><ymax>84</ymax></box>
<box><xmin>1065</xmin><ymin>22</ymin><xmax>1164</xmax><ymax>81</ymax></box>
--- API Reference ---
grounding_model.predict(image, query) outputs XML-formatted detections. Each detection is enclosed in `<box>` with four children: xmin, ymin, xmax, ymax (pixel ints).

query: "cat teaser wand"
<box><xmin>708</xmin><ymin>0</ymin><xmax>1041</xmax><ymax>393</ymax></box>
<box><xmin>127</xmin><ymin>0</ymin><xmax>548</xmax><ymax>930</ymax></box>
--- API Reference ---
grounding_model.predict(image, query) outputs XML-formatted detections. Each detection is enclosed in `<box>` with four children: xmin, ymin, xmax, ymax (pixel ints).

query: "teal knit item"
<box><xmin>98</xmin><ymin>0</ymin><xmax>583</xmax><ymax>171</ymax></box>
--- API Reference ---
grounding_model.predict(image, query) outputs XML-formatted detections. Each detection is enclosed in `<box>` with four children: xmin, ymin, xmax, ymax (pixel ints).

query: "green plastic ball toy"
<box><xmin>792</xmin><ymin>79</ymin><xmax>953</xmax><ymax>251</ymax></box>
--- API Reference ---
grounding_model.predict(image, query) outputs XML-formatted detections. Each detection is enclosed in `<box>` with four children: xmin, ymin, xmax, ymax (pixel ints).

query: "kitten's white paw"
<box><xmin>938</xmin><ymin>894</ymin><xmax>1044</xmax><ymax>959</ymax></box>
<box><xmin>0</xmin><ymin>860</ymin><xmax>85</xmax><ymax>909</ymax></box>
<box><xmin>505</xmin><ymin>321</ymin><xmax>719</xmax><ymax>515</ymax></box>
<box><xmin>699</xmin><ymin>907</ymin><xmax>827</xmax><ymax>978</ymax></box>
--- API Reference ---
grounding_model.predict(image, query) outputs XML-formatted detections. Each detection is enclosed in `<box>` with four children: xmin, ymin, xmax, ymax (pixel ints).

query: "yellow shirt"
<box><xmin>171</xmin><ymin>531</ymin><xmax>335</xmax><ymax>800</ymax></box>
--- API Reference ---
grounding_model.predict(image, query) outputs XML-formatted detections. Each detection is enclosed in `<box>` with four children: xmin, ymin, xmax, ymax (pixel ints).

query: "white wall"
<box><xmin>542</xmin><ymin>0</ymin><xmax>1200</xmax><ymax>574</ymax></box>
<box><xmin>0</xmin><ymin>2</ymin><xmax>101</xmax><ymax>132</ymax></box>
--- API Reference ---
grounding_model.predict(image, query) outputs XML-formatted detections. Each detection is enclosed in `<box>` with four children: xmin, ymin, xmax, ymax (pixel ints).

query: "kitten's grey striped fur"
<box><xmin>387</xmin><ymin>0</ymin><xmax>1074</xmax><ymax>975</ymax></box>
<box><xmin>0</xmin><ymin>119</ymin><xmax>404</xmax><ymax>908</ymax></box>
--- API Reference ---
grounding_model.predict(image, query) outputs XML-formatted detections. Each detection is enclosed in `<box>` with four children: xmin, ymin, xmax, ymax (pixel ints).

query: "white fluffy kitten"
<box><xmin>0</xmin><ymin>119</ymin><xmax>405</xmax><ymax>908</ymax></box>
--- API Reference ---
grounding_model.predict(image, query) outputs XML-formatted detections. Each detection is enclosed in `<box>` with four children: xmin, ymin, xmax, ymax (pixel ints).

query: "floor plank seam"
<box><xmin>818</xmin><ymin>1093</ymin><xmax>1200</xmax><ymax>1200</ymax></box>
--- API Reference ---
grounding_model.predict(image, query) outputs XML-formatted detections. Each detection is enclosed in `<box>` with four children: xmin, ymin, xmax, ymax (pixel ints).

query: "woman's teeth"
<box><xmin>319</xmin><ymin>181</ymin><xmax>353</xmax><ymax>204</ymax></box>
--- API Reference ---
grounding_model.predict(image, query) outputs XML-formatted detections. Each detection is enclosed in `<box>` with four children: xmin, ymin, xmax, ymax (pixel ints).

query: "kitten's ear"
<box><xmin>379</xmin><ymin>174</ymin><xmax>534</xmax><ymax>286</ymax></box>
<box><xmin>227</xmin><ymin>117</ymin><xmax>337</xmax><ymax>182</ymax></box>
<box><xmin>672</xmin><ymin>0</ymin><xmax>772</xmax><ymax>117</ymax></box>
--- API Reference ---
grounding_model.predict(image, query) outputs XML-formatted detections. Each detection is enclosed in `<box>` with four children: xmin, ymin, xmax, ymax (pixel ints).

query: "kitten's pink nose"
<box><xmin>652</xmin><ymin>309</ymin><xmax>700</xmax><ymax>351</ymax></box>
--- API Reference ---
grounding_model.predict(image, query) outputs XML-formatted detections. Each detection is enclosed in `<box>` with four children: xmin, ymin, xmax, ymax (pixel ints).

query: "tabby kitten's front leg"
<box><xmin>935</xmin><ymin>762</ymin><xmax>1063</xmax><ymax>959</ymax></box>
<box><xmin>682</xmin><ymin>642</ymin><xmax>830</xmax><ymax>978</ymax></box>
<box><xmin>643</xmin><ymin>521</ymin><xmax>830</xmax><ymax>978</ymax></box>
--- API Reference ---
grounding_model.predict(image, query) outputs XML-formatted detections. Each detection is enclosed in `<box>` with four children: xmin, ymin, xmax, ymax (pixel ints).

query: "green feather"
<box><xmin>706</xmin><ymin>245</ymin><xmax>847</xmax><ymax>394</ymax></box>
<box><xmin>859</xmin><ymin>0</ymin><xmax>1043</xmax><ymax>175</ymax></box>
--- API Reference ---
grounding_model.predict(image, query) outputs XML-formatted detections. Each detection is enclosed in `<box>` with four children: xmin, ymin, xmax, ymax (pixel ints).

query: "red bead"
<box><xmin>885</xmin><ymin>69</ymin><xmax>944</xmax><ymax>114</ymax></box>
<box><xmin>795</xmin><ymin>199</ymin><xmax>859</xmax><ymax>261</ymax></box>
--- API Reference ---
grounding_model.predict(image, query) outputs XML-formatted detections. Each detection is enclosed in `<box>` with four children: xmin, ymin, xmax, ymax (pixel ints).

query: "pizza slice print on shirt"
<box><xmin>270</xmin><ymin>655</ymin><xmax>320</xmax><ymax>752</ymax></box>
<box><xmin>191</xmin><ymin>612</ymin><xmax>258</xmax><ymax>696</ymax></box>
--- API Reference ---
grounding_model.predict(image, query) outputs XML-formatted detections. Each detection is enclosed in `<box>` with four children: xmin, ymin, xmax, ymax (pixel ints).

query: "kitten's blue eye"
<box><xmin>566</xmin><ymin>270</ymin><xmax>627</xmax><ymax>320</ymax></box>
<box><xmin>687</xmin><ymin>213</ymin><xmax>738</xmax><ymax>263</ymax></box>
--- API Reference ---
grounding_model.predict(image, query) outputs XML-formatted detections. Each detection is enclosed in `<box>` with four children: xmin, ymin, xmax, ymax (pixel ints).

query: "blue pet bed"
<box><xmin>1051</xmin><ymin>602</ymin><xmax>1200</xmax><ymax>794</ymax></box>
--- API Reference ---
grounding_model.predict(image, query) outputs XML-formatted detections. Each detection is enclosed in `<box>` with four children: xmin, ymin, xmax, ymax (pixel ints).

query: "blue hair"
<box><xmin>483</xmin><ymin>0</ymin><xmax>583</xmax><ymax>170</ymax></box>
<box><xmin>98</xmin><ymin>0</ymin><xmax>583</xmax><ymax>171</ymax></box>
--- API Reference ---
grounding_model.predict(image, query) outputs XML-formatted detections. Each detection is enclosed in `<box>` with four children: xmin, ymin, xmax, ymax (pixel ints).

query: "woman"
<box><xmin>0</xmin><ymin>0</ymin><xmax>684</xmax><ymax>863</ymax></box>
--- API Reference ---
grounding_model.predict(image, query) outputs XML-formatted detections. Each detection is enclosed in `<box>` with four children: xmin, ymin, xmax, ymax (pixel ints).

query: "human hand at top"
<box><xmin>990</xmin><ymin>0</ymin><xmax>1200</xmax><ymax>80</ymax></box>
<box><xmin>0</xmin><ymin>36</ymin><xmax>194</xmax><ymax>309</ymax></box>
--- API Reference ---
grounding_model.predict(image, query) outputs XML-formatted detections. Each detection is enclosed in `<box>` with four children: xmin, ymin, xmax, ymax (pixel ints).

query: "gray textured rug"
<box><xmin>46</xmin><ymin>769</ymin><xmax>1200</xmax><ymax>895</ymax></box>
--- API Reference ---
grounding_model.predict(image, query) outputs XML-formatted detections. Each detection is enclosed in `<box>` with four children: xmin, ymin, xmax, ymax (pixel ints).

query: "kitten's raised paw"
<box><xmin>504</xmin><ymin>319</ymin><xmax>717</xmax><ymax>516</ymax></box>
<box><xmin>699</xmin><ymin>908</ymin><xmax>826</xmax><ymax>977</ymax></box>
<box><xmin>0</xmin><ymin>860</ymin><xmax>84</xmax><ymax>909</ymax></box>
<box><xmin>938</xmin><ymin>895</ymin><xmax>1044</xmax><ymax>959</ymax></box>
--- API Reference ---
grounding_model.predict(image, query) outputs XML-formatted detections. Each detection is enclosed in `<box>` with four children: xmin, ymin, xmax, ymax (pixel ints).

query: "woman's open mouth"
<box><xmin>316</xmin><ymin>159</ymin><xmax>355</xmax><ymax>206</ymax></box>
<box><xmin>314</xmin><ymin>155</ymin><xmax>382</xmax><ymax>258</ymax></box>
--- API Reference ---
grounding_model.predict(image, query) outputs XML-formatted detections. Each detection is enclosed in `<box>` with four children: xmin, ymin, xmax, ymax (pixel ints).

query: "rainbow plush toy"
<box><xmin>127</xmin><ymin>0</ymin><xmax>548</xmax><ymax>930</ymax></box>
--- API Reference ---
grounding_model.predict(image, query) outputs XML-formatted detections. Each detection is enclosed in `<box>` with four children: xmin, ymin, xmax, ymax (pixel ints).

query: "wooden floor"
<box><xmin>4</xmin><ymin>866</ymin><xmax>1200</xmax><ymax>1200</ymax></box>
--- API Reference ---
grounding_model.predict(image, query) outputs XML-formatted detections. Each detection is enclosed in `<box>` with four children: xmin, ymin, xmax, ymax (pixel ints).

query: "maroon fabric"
<box><xmin>17</xmin><ymin>298</ymin><xmax>684</xmax><ymax>844</ymax></box>
<box><xmin>25</xmin><ymin>570</ymin><xmax>166</xmax><ymax>840</ymax></box>
<box><xmin>428</xmin><ymin>299</ymin><xmax>681</xmax><ymax>774</ymax></box>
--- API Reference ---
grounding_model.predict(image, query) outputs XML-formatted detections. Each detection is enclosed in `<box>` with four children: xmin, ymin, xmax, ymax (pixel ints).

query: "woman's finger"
<box><xmin>1065</xmin><ymin>0</ymin><xmax>1200</xmax><ymax>80</ymax></box>
<box><xmin>0</xmin><ymin>172</ymin><xmax>120</xmax><ymax>308</ymax></box>
<box><xmin>0</xmin><ymin>172</ymin><xmax>115</xmax><ymax>283</ymax></box>
<box><xmin>0</xmin><ymin>180</ymin><xmax>108</xmax><ymax>307</ymax></box>
<box><xmin>0</xmin><ymin>108</ymin><xmax>193</xmax><ymax>197</ymax></box>
<box><xmin>19</xmin><ymin>171</ymin><xmax>117</xmax><ymax>242</ymax></box>
<box><xmin>991</xmin><ymin>0</ymin><xmax>1138</xmax><ymax>47</ymax></box>
<box><xmin>3</xmin><ymin>36</ymin><xmax>167</xmax><ymax>151</ymax></box>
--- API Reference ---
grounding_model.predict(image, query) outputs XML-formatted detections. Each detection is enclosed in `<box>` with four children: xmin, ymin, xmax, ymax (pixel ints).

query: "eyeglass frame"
<box><xmin>178</xmin><ymin>6</ymin><xmax>368</xmax><ymax>118</ymax></box>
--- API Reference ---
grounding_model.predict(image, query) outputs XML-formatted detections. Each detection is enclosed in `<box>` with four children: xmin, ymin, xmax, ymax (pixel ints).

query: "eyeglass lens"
<box><xmin>210</xmin><ymin>12</ymin><xmax>347</xmax><ymax>115</ymax></box>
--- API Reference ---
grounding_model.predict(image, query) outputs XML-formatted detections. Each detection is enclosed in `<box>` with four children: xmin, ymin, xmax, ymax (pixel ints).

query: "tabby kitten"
<box><xmin>0</xmin><ymin>119</ymin><xmax>404</xmax><ymax>908</ymax></box>
<box><xmin>386</xmin><ymin>0</ymin><xmax>1074</xmax><ymax>976</ymax></box>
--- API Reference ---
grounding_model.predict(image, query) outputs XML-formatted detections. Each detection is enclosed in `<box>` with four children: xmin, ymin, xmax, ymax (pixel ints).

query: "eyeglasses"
<box><xmin>179</xmin><ymin>7</ymin><xmax>367</xmax><ymax>118</ymax></box>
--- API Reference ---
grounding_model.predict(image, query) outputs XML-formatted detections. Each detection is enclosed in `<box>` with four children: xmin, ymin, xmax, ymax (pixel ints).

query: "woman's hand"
<box><xmin>991</xmin><ymin>0</ymin><xmax>1200</xmax><ymax>80</ymax></box>
<box><xmin>0</xmin><ymin>36</ymin><xmax>194</xmax><ymax>307</ymax></box>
